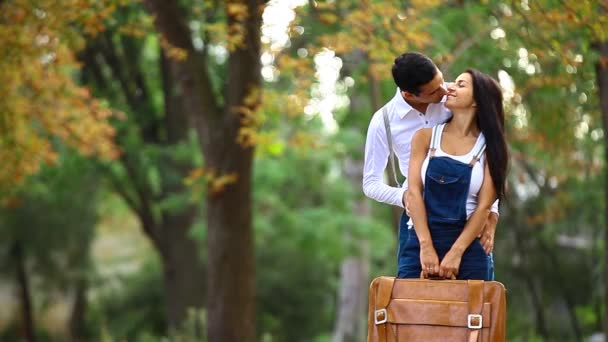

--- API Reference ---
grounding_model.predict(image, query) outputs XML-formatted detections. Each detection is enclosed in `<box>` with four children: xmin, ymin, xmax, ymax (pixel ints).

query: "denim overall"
<box><xmin>398</xmin><ymin>125</ymin><xmax>489</xmax><ymax>280</ymax></box>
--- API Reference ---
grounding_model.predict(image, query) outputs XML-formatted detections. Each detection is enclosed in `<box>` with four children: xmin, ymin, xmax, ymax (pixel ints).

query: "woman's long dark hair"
<box><xmin>466</xmin><ymin>69</ymin><xmax>509</xmax><ymax>201</ymax></box>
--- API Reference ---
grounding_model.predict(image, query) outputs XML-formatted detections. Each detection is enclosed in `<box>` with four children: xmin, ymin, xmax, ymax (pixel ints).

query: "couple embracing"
<box><xmin>363</xmin><ymin>52</ymin><xmax>508</xmax><ymax>281</ymax></box>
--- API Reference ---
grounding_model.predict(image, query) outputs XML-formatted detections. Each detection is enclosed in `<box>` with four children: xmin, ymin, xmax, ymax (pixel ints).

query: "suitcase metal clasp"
<box><xmin>374</xmin><ymin>308</ymin><xmax>388</xmax><ymax>324</ymax></box>
<box><xmin>467</xmin><ymin>314</ymin><xmax>482</xmax><ymax>329</ymax></box>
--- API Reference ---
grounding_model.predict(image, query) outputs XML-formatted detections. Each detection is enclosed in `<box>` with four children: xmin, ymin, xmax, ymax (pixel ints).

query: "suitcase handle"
<box><xmin>420</xmin><ymin>271</ymin><xmax>456</xmax><ymax>280</ymax></box>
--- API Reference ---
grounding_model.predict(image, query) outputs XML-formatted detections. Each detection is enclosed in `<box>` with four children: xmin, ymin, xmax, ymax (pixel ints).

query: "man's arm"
<box><xmin>479</xmin><ymin>184</ymin><xmax>500</xmax><ymax>255</ymax></box>
<box><xmin>362</xmin><ymin>109</ymin><xmax>406</xmax><ymax>208</ymax></box>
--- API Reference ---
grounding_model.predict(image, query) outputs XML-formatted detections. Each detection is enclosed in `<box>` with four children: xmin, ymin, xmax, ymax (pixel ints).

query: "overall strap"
<box><xmin>468</xmin><ymin>142</ymin><xmax>487</xmax><ymax>167</ymax></box>
<box><xmin>429</xmin><ymin>124</ymin><xmax>442</xmax><ymax>159</ymax></box>
<box><xmin>382</xmin><ymin>107</ymin><xmax>400</xmax><ymax>187</ymax></box>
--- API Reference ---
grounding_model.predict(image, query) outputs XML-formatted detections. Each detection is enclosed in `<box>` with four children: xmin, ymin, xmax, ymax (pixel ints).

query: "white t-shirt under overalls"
<box><xmin>409</xmin><ymin>123</ymin><xmax>487</xmax><ymax>227</ymax></box>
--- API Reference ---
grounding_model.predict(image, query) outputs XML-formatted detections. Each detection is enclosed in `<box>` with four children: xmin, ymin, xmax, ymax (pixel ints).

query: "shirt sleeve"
<box><xmin>362</xmin><ymin>110</ymin><xmax>407</xmax><ymax>208</ymax></box>
<box><xmin>490</xmin><ymin>199</ymin><xmax>499</xmax><ymax>216</ymax></box>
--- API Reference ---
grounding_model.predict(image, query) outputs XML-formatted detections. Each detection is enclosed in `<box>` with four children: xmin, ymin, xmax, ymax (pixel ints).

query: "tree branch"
<box><xmin>118</xmin><ymin>34</ymin><xmax>161</xmax><ymax>143</ymax></box>
<box><xmin>119</xmin><ymin>155</ymin><xmax>161</xmax><ymax>243</ymax></box>
<box><xmin>93</xmin><ymin>31</ymin><xmax>162</xmax><ymax>144</ymax></box>
<box><xmin>97</xmin><ymin>162</ymin><xmax>140</xmax><ymax>215</ymax></box>
<box><xmin>78</xmin><ymin>45</ymin><xmax>108</xmax><ymax>93</ymax></box>
<box><xmin>143</xmin><ymin>0</ymin><xmax>193</xmax><ymax>50</ymax></box>
<box><xmin>97</xmin><ymin>32</ymin><xmax>136</xmax><ymax>107</ymax></box>
<box><xmin>143</xmin><ymin>0</ymin><xmax>222</xmax><ymax>149</ymax></box>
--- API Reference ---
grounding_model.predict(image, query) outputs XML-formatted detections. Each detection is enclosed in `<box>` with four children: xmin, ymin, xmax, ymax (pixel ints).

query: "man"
<box><xmin>362</xmin><ymin>52</ymin><xmax>498</xmax><ymax>279</ymax></box>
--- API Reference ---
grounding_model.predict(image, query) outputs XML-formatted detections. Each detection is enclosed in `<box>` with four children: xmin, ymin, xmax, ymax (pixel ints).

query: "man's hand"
<box><xmin>478</xmin><ymin>213</ymin><xmax>498</xmax><ymax>255</ymax></box>
<box><xmin>403</xmin><ymin>190</ymin><xmax>410</xmax><ymax>215</ymax></box>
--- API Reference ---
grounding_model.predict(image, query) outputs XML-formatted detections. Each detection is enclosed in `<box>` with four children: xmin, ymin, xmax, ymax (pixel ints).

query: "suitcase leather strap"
<box><xmin>374</xmin><ymin>277</ymin><xmax>395</xmax><ymax>341</ymax></box>
<box><xmin>467</xmin><ymin>280</ymin><xmax>484</xmax><ymax>342</ymax></box>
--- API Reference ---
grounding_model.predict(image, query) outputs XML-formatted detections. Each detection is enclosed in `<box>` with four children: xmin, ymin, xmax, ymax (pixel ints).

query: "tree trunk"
<box><xmin>205</xmin><ymin>1</ymin><xmax>263</xmax><ymax>340</ymax></box>
<box><xmin>157</xmin><ymin>46</ymin><xmax>207</xmax><ymax>331</ymax></box>
<box><xmin>596</xmin><ymin>39</ymin><xmax>608</xmax><ymax>339</ymax></box>
<box><xmin>510</xmin><ymin>213</ymin><xmax>550</xmax><ymax>340</ymax></box>
<box><xmin>333</xmin><ymin>158</ymin><xmax>370</xmax><ymax>342</ymax></box>
<box><xmin>141</xmin><ymin>207</ymin><xmax>204</xmax><ymax>330</ymax></box>
<box><xmin>538</xmin><ymin>239</ymin><xmax>582</xmax><ymax>341</ymax></box>
<box><xmin>69</xmin><ymin>277</ymin><xmax>87</xmax><ymax>341</ymax></box>
<box><xmin>143</xmin><ymin>1</ymin><xmax>263</xmax><ymax>339</ymax></box>
<box><xmin>12</xmin><ymin>241</ymin><xmax>36</xmax><ymax>342</ymax></box>
<box><xmin>333</xmin><ymin>255</ymin><xmax>369</xmax><ymax>342</ymax></box>
<box><xmin>206</xmin><ymin>158</ymin><xmax>255</xmax><ymax>341</ymax></box>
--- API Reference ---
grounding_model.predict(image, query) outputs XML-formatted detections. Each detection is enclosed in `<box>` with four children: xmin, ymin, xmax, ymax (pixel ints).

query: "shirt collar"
<box><xmin>391</xmin><ymin>88</ymin><xmax>416</xmax><ymax>119</ymax></box>
<box><xmin>391</xmin><ymin>87</ymin><xmax>448</xmax><ymax>119</ymax></box>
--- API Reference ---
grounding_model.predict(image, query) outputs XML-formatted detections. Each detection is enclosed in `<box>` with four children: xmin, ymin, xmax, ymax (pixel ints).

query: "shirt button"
<box><xmin>425</xmin><ymin>121</ymin><xmax>428</xmax><ymax>124</ymax></box>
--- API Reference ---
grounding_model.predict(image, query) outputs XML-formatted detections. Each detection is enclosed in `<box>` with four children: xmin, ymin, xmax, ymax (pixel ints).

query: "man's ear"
<box><xmin>401</xmin><ymin>90</ymin><xmax>416</xmax><ymax>101</ymax></box>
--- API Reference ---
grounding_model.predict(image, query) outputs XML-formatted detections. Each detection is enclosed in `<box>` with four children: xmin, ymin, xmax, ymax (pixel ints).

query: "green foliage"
<box><xmin>0</xmin><ymin>150</ymin><xmax>101</xmax><ymax>339</ymax></box>
<box><xmin>0</xmin><ymin>151</ymin><xmax>99</xmax><ymax>287</ymax></box>
<box><xmin>88</xmin><ymin>258</ymin><xmax>166</xmax><ymax>340</ymax></box>
<box><xmin>0</xmin><ymin>325</ymin><xmax>53</xmax><ymax>342</ymax></box>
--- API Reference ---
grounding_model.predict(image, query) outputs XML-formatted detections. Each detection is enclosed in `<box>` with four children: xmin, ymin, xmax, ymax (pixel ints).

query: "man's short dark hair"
<box><xmin>391</xmin><ymin>52</ymin><xmax>437</xmax><ymax>96</ymax></box>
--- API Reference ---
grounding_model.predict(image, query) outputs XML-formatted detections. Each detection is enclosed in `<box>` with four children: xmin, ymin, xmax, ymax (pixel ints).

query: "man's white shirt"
<box><xmin>362</xmin><ymin>88</ymin><xmax>451</xmax><ymax>208</ymax></box>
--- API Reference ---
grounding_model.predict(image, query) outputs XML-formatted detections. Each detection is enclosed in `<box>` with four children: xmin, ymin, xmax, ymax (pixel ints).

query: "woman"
<box><xmin>400</xmin><ymin>69</ymin><xmax>508</xmax><ymax>280</ymax></box>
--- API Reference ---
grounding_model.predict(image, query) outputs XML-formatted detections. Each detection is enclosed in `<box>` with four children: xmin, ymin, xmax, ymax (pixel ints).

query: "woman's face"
<box><xmin>445</xmin><ymin>72</ymin><xmax>475</xmax><ymax>110</ymax></box>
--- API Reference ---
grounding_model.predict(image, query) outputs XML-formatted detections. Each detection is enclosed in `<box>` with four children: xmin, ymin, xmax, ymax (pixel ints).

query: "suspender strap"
<box><xmin>467</xmin><ymin>280</ymin><xmax>485</xmax><ymax>342</ymax></box>
<box><xmin>429</xmin><ymin>125</ymin><xmax>440</xmax><ymax>158</ymax></box>
<box><xmin>374</xmin><ymin>277</ymin><xmax>396</xmax><ymax>341</ymax></box>
<box><xmin>468</xmin><ymin>143</ymin><xmax>487</xmax><ymax>167</ymax></box>
<box><xmin>382</xmin><ymin>107</ymin><xmax>400</xmax><ymax>187</ymax></box>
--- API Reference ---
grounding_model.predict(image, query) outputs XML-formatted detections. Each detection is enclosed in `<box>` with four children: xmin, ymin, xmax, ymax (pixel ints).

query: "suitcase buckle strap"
<box><xmin>467</xmin><ymin>314</ymin><xmax>482</xmax><ymax>329</ymax></box>
<box><xmin>374</xmin><ymin>308</ymin><xmax>388</xmax><ymax>324</ymax></box>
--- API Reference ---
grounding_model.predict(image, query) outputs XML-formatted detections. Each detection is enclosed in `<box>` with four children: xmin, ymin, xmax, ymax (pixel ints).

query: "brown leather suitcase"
<box><xmin>367</xmin><ymin>277</ymin><xmax>506</xmax><ymax>341</ymax></box>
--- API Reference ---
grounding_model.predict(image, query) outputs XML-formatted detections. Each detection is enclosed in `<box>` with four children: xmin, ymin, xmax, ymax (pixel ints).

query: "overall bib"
<box><xmin>398</xmin><ymin>125</ymin><xmax>489</xmax><ymax>280</ymax></box>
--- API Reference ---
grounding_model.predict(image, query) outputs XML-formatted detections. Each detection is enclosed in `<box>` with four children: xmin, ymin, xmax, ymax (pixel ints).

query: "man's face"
<box><xmin>402</xmin><ymin>69</ymin><xmax>447</xmax><ymax>104</ymax></box>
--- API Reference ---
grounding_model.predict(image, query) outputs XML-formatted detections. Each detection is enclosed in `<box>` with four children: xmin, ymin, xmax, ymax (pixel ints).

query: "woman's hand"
<box><xmin>420</xmin><ymin>243</ymin><xmax>440</xmax><ymax>277</ymax></box>
<box><xmin>439</xmin><ymin>248</ymin><xmax>463</xmax><ymax>279</ymax></box>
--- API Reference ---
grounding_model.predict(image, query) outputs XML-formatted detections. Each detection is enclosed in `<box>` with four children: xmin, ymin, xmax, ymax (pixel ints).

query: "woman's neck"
<box><xmin>445</xmin><ymin>109</ymin><xmax>479</xmax><ymax>137</ymax></box>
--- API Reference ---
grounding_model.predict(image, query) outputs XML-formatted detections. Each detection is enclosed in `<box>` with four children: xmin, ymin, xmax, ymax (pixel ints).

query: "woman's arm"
<box><xmin>439</xmin><ymin>160</ymin><xmax>497</xmax><ymax>279</ymax></box>
<box><xmin>406</xmin><ymin>128</ymin><xmax>440</xmax><ymax>276</ymax></box>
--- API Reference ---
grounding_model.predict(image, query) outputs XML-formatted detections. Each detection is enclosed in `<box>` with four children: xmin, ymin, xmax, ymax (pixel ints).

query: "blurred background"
<box><xmin>1</xmin><ymin>0</ymin><xmax>607</xmax><ymax>341</ymax></box>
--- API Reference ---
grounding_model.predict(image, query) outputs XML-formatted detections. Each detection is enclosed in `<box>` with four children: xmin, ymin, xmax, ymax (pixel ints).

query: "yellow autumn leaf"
<box><xmin>209</xmin><ymin>172</ymin><xmax>239</xmax><ymax>195</ymax></box>
<box><xmin>0</xmin><ymin>0</ymin><xmax>122</xmax><ymax>190</ymax></box>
